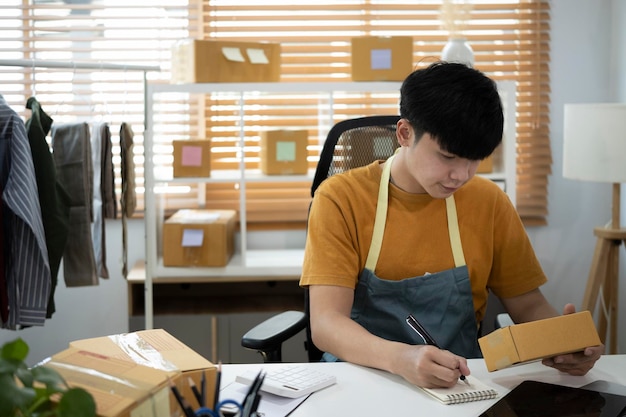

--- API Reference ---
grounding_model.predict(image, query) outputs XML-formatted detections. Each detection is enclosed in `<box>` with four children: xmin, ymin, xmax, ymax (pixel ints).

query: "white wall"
<box><xmin>527</xmin><ymin>0</ymin><xmax>625</xmax><ymax>353</ymax></box>
<box><xmin>1</xmin><ymin>0</ymin><xmax>625</xmax><ymax>364</ymax></box>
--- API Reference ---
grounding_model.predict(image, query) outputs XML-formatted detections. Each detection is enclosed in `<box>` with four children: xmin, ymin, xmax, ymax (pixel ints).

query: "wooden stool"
<box><xmin>581</xmin><ymin>227</ymin><xmax>626</xmax><ymax>354</ymax></box>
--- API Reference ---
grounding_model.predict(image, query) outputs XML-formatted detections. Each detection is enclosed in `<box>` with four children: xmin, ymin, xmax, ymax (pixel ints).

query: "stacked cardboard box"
<box><xmin>350</xmin><ymin>36</ymin><xmax>413</xmax><ymax>81</ymax></box>
<box><xmin>162</xmin><ymin>209</ymin><xmax>237</xmax><ymax>267</ymax></box>
<box><xmin>68</xmin><ymin>329</ymin><xmax>217</xmax><ymax>414</ymax></box>
<box><xmin>45</xmin><ymin>347</ymin><xmax>175</xmax><ymax>417</ymax></box>
<box><xmin>171</xmin><ymin>39</ymin><xmax>281</xmax><ymax>83</ymax></box>
<box><xmin>173</xmin><ymin>140</ymin><xmax>212</xmax><ymax>178</ymax></box>
<box><xmin>260</xmin><ymin>129</ymin><xmax>309</xmax><ymax>175</ymax></box>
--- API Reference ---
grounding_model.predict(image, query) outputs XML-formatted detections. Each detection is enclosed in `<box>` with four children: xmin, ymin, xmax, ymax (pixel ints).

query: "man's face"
<box><xmin>399</xmin><ymin>122</ymin><xmax>480</xmax><ymax>199</ymax></box>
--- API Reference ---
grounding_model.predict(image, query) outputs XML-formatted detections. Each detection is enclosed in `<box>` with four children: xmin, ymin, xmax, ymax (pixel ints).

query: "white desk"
<box><xmin>220</xmin><ymin>355</ymin><xmax>626</xmax><ymax>416</ymax></box>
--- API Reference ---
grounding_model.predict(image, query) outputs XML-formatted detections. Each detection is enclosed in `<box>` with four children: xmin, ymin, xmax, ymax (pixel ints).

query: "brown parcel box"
<box><xmin>173</xmin><ymin>139</ymin><xmax>211</xmax><ymax>178</ymax></box>
<box><xmin>163</xmin><ymin>209</ymin><xmax>237</xmax><ymax>267</ymax></box>
<box><xmin>45</xmin><ymin>347</ymin><xmax>176</xmax><ymax>417</ymax></box>
<box><xmin>476</xmin><ymin>155</ymin><xmax>493</xmax><ymax>173</ymax></box>
<box><xmin>351</xmin><ymin>36</ymin><xmax>413</xmax><ymax>81</ymax></box>
<box><xmin>69</xmin><ymin>329</ymin><xmax>217</xmax><ymax>413</ymax></box>
<box><xmin>171</xmin><ymin>39</ymin><xmax>281</xmax><ymax>83</ymax></box>
<box><xmin>478</xmin><ymin>311</ymin><xmax>602</xmax><ymax>372</ymax></box>
<box><xmin>260</xmin><ymin>129</ymin><xmax>308</xmax><ymax>175</ymax></box>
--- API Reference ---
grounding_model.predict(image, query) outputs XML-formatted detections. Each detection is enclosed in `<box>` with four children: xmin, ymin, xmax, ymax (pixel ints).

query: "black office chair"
<box><xmin>241</xmin><ymin>115</ymin><xmax>401</xmax><ymax>362</ymax></box>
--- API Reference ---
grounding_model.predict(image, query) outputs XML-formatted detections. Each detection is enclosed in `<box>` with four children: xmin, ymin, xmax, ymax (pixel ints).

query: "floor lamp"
<box><xmin>563</xmin><ymin>103</ymin><xmax>626</xmax><ymax>354</ymax></box>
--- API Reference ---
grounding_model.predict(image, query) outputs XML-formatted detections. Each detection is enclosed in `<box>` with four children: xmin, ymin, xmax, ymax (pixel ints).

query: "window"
<box><xmin>0</xmin><ymin>0</ymin><xmax>551</xmax><ymax>226</ymax></box>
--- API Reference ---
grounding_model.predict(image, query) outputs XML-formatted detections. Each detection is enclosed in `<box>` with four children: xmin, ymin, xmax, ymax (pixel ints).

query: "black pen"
<box><xmin>169</xmin><ymin>379</ymin><xmax>197</xmax><ymax>417</ymax></box>
<box><xmin>188</xmin><ymin>376</ymin><xmax>202</xmax><ymax>407</ymax></box>
<box><xmin>406</xmin><ymin>314</ymin><xmax>470</xmax><ymax>385</ymax></box>
<box><xmin>213</xmin><ymin>361</ymin><xmax>222</xmax><ymax>410</ymax></box>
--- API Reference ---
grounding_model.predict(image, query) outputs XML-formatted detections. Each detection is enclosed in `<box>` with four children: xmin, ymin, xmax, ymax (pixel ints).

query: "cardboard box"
<box><xmin>350</xmin><ymin>36</ymin><xmax>413</xmax><ymax>81</ymax></box>
<box><xmin>163</xmin><ymin>209</ymin><xmax>237</xmax><ymax>267</ymax></box>
<box><xmin>69</xmin><ymin>329</ymin><xmax>217</xmax><ymax>413</ymax></box>
<box><xmin>171</xmin><ymin>39</ymin><xmax>281</xmax><ymax>83</ymax></box>
<box><xmin>173</xmin><ymin>139</ymin><xmax>211</xmax><ymax>178</ymax></box>
<box><xmin>44</xmin><ymin>347</ymin><xmax>175</xmax><ymax>417</ymax></box>
<box><xmin>476</xmin><ymin>156</ymin><xmax>493</xmax><ymax>173</ymax></box>
<box><xmin>478</xmin><ymin>311</ymin><xmax>602</xmax><ymax>372</ymax></box>
<box><xmin>260</xmin><ymin>129</ymin><xmax>309</xmax><ymax>175</ymax></box>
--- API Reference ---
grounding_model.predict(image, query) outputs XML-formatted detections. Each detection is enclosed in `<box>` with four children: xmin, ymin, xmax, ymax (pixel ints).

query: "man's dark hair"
<box><xmin>399</xmin><ymin>62</ymin><xmax>504</xmax><ymax>160</ymax></box>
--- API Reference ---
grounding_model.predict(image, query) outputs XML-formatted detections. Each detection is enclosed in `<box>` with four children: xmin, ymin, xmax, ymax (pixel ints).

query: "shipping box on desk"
<box><xmin>69</xmin><ymin>329</ymin><xmax>217</xmax><ymax>413</ymax></box>
<box><xmin>260</xmin><ymin>129</ymin><xmax>309</xmax><ymax>175</ymax></box>
<box><xmin>478</xmin><ymin>311</ymin><xmax>602</xmax><ymax>372</ymax></box>
<box><xmin>44</xmin><ymin>347</ymin><xmax>175</xmax><ymax>417</ymax></box>
<box><xmin>173</xmin><ymin>139</ymin><xmax>211</xmax><ymax>178</ymax></box>
<box><xmin>163</xmin><ymin>209</ymin><xmax>237</xmax><ymax>267</ymax></box>
<box><xmin>171</xmin><ymin>39</ymin><xmax>281</xmax><ymax>83</ymax></box>
<box><xmin>350</xmin><ymin>36</ymin><xmax>413</xmax><ymax>81</ymax></box>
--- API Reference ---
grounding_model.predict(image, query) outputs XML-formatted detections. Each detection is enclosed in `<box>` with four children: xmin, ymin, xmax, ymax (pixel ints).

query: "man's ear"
<box><xmin>396</xmin><ymin>118</ymin><xmax>412</xmax><ymax>146</ymax></box>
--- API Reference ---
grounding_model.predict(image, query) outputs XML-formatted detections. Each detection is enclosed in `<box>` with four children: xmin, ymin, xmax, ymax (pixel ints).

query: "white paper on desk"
<box><xmin>219</xmin><ymin>381</ymin><xmax>310</xmax><ymax>417</ymax></box>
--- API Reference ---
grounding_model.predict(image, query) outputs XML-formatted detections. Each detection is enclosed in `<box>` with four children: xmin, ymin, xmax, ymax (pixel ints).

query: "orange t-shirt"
<box><xmin>300</xmin><ymin>161</ymin><xmax>547</xmax><ymax>323</ymax></box>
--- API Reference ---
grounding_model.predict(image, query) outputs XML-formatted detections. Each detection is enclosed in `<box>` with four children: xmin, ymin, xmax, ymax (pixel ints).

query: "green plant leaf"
<box><xmin>16</xmin><ymin>367</ymin><xmax>35</xmax><ymax>388</ymax></box>
<box><xmin>31</xmin><ymin>366</ymin><xmax>67</xmax><ymax>392</ymax></box>
<box><xmin>56</xmin><ymin>388</ymin><xmax>96</xmax><ymax>417</ymax></box>
<box><xmin>0</xmin><ymin>357</ymin><xmax>20</xmax><ymax>375</ymax></box>
<box><xmin>0</xmin><ymin>373</ymin><xmax>37</xmax><ymax>416</ymax></box>
<box><xmin>1</xmin><ymin>338</ymin><xmax>29</xmax><ymax>362</ymax></box>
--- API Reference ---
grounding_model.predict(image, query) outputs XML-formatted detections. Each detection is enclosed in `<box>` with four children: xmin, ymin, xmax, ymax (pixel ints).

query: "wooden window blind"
<box><xmin>0</xmin><ymin>1</ymin><xmax>551</xmax><ymax>227</ymax></box>
<box><xmin>197</xmin><ymin>0</ymin><xmax>552</xmax><ymax>226</ymax></box>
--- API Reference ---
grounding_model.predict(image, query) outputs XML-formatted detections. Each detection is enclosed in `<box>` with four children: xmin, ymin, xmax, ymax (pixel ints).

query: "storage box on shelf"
<box><xmin>173</xmin><ymin>139</ymin><xmax>212</xmax><ymax>178</ymax></box>
<box><xmin>350</xmin><ymin>36</ymin><xmax>414</xmax><ymax>81</ymax></box>
<box><xmin>163</xmin><ymin>209</ymin><xmax>237</xmax><ymax>267</ymax></box>
<box><xmin>171</xmin><ymin>39</ymin><xmax>281</xmax><ymax>83</ymax></box>
<box><xmin>142</xmin><ymin>81</ymin><xmax>517</xmax><ymax>329</ymax></box>
<box><xmin>260</xmin><ymin>129</ymin><xmax>309</xmax><ymax>175</ymax></box>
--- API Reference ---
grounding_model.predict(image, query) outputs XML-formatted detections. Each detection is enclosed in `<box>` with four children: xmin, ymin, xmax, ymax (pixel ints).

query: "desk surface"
<box><xmin>220</xmin><ymin>355</ymin><xmax>626</xmax><ymax>416</ymax></box>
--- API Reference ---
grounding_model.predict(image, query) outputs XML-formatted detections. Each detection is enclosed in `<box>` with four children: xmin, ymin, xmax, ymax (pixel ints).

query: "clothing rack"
<box><xmin>0</xmin><ymin>58</ymin><xmax>161</xmax><ymax>328</ymax></box>
<box><xmin>0</xmin><ymin>59</ymin><xmax>161</xmax><ymax>128</ymax></box>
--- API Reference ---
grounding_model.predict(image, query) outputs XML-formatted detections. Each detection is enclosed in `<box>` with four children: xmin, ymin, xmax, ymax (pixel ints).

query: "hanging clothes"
<box><xmin>90</xmin><ymin>122</ymin><xmax>111</xmax><ymax>279</ymax></box>
<box><xmin>25</xmin><ymin>97</ymin><xmax>71</xmax><ymax>318</ymax></box>
<box><xmin>0</xmin><ymin>94</ymin><xmax>51</xmax><ymax>329</ymax></box>
<box><xmin>120</xmin><ymin>122</ymin><xmax>136</xmax><ymax>278</ymax></box>
<box><xmin>101</xmin><ymin>122</ymin><xmax>117</xmax><ymax>220</ymax></box>
<box><xmin>51</xmin><ymin>122</ymin><xmax>98</xmax><ymax>287</ymax></box>
<box><xmin>0</xmin><ymin>181</ymin><xmax>7</xmax><ymax>323</ymax></box>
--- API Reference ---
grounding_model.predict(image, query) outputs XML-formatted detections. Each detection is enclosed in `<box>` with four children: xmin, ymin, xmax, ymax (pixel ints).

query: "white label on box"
<box><xmin>182</xmin><ymin>229</ymin><xmax>204</xmax><ymax>247</ymax></box>
<box><xmin>222</xmin><ymin>47</ymin><xmax>245</xmax><ymax>62</ymax></box>
<box><xmin>276</xmin><ymin>141</ymin><xmax>296</xmax><ymax>162</ymax></box>
<box><xmin>370</xmin><ymin>48</ymin><xmax>392</xmax><ymax>70</ymax></box>
<box><xmin>181</xmin><ymin>145</ymin><xmax>202</xmax><ymax>167</ymax></box>
<box><xmin>247</xmin><ymin>48</ymin><xmax>269</xmax><ymax>64</ymax></box>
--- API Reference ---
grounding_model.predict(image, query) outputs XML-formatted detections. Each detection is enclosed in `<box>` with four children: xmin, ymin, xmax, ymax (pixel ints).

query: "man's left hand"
<box><xmin>541</xmin><ymin>303</ymin><xmax>605</xmax><ymax>376</ymax></box>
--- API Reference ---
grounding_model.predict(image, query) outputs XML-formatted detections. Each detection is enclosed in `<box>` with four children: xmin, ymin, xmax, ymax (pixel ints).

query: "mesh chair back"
<box><xmin>311</xmin><ymin>115</ymin><xmax>401</xmax><ymax>196</ymax></box>
<box><xmin>304</xmin><ymin>115</ymin><xmax>400</xmax><ymax>362</ymax></box>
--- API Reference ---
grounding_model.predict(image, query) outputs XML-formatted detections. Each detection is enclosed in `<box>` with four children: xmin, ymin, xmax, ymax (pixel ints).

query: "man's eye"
<box><xmin>441</xmin><ymin>153</ymin><xmax>455</xmax><ymax>160</ymax></box>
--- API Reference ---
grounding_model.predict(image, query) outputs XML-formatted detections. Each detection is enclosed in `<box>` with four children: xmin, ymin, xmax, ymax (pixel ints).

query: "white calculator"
<box><xmin>235</xmin><ymin>365</ymin><xmax>337</xmax><ymax>398</ymax></box>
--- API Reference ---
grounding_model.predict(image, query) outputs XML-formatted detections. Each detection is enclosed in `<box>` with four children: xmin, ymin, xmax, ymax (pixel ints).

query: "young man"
<box><xmin>299</xmin><ymin>62</ymin><xmax>604</xmax><ymax>389</ymax></box>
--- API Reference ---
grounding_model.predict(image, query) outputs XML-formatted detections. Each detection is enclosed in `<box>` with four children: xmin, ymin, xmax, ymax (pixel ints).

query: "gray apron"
<box><xmin>324</xmin><ymin>154</ymin><xmax>482</xmax><ymax>360</ymax></box>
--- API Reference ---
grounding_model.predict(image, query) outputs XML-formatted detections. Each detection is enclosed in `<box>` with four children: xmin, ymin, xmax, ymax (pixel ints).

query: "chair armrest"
<box><xmin>495</xmin><ymin>313</ymin><xmax>514</xmax><ymax>328</ymax></box>
<box><xmin>242</xmin><ymin>310</ymin><xmax>307</xmax><ymax>351</ymax></box>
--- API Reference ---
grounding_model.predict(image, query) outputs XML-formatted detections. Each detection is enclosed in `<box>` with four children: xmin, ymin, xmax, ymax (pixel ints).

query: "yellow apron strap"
<box><xmin>445</xmin><ymin>195</ymin><xmax>466</xmax><ymax>267</ymax></box>
<box><xmin>365</xmin><ymin>153</ymin><xmax>466</xmax><ymax>271</ymax></box>
<box><xmin>364</xmin><ymin>155</ymin><xmax>393</xmax><ymax>271</ymax></box>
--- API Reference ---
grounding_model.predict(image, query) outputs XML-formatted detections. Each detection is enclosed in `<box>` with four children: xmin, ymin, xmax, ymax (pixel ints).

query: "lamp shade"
<box><xmin>563</xmin><ymin>103</ymin><xmax>626</xmax><ymax>183</ymax></box>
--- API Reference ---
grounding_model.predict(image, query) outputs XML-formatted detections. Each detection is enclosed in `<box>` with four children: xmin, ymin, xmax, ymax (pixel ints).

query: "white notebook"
<box><xmin>421</xmin><ymin>375</ymin><xmax>499</xmax><ymax>405</ymax></box>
